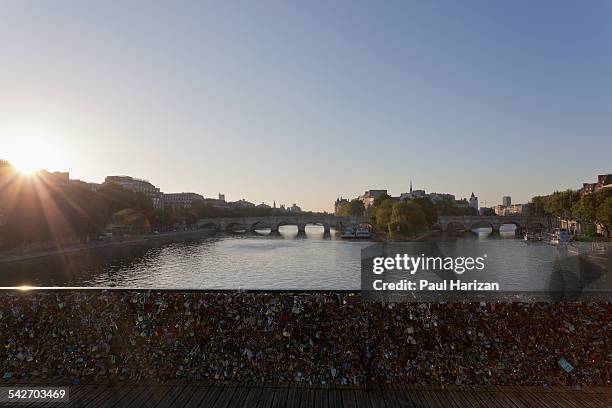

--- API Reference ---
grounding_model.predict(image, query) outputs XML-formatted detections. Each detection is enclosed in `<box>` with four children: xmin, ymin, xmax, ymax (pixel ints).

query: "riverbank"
<box><xmin>0</xmin><ymin>228</ymin><xmax>217</xmax><ymax>265</ymax></box>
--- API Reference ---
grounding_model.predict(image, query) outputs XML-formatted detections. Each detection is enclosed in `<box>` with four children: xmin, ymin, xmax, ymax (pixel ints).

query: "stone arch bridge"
<box><xmin>196</xmin><ymin>215</ymin><xmax>371</xmax><ymax>234</ymax></box>
<box><xmin>434</xmin><ymin>215</ymin><xmax>550</xmax><ymax>232</ymax></box>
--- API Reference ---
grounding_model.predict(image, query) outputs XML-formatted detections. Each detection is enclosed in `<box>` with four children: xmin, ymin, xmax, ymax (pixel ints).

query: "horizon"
<box><xmin>0</xmin><ymin>158</ymin><xmax>603</xmax><ymax>212</ymax></box>
<box><xmin>2</xmin><ymin>1</ymin><xmax>611</xmax><ymax>211</ymax></box>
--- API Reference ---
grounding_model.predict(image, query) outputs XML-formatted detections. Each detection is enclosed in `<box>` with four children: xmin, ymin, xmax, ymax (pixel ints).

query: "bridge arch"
<box><xmin>303</xmin><ymin>221</ymin><xmax>332</xmax><ymax>234</ymax></box>
<box><xmin>275</xmin><ymin>220</ymin><xmax>299</xmax><ymax>230</ymax></box>
<box><xmin>445</xmin><ymin>221</ymin><xmax>467</xmax><ymax>232</ymax></box>
<box><xmin>225</xmin><ymin>222</ymin><xmax>248</xmax><ymax>232</ymax></box>
<box><xmin>469</xmin><ymin>220</ymin><xmax>495</xmax><ymax>232</ymax></box>
<box><xmin>499</xmin><ymin>220</ymin><xmax>524</xmax><ymax>228</ymax></box>
<box><xmin>196</xmin><ymin>215</ymin><xmax>372</xmax><ymax>234</ymax></box>
<box><xmin>251</xmin><ymin>221</ymin><xmax>273</xmax><ymax>231</ymax></box>
<box><xmin>498</xmin><ymin>220</ymin><xmax>524</xmax><ymax>234</ymax></box>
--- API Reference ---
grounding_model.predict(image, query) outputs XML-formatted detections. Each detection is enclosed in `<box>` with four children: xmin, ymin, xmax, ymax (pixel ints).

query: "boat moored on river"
<box><xmin>341</xmin><ymin>227</ymin><xmax>372</xmax><ymax>239</ymax></box>
<box><xmin>355</xmin><ymin>227</ymin><xmax>372</xmax><ymax>239</ymax></box>
<box><xmin>544</xmin><ymin>228</ymin><xmax>572</xmax><ymax>246</ymax></box>
<box><xmin>341</xmin><ymin>227</ymin><xmax>356</xmax><ymax>239</ymax></box>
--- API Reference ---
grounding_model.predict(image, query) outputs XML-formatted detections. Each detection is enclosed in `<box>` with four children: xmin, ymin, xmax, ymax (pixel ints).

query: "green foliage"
<box><xmin>389</xmin><ymin>201</ymin><xmax>428</xmax><ymax>238</ymax></box>
<box><xmin>97</xmin><ymin>182</ymin><xmax>153</xmax><ymax>215</ymax></box>
<box><xmin>530</xmin><ymin>190</ymin><xmax>581</xmax><ymax>218</ymax></box>
<box><xmin>371</xmin><ymin>195</ymin><xmax>428</xmax><ymax>239</ymax></box>
<box><xmin>338</xmin><ymin>199</ymin><xmax>365</xmax><ymax>217</ymax></box>
<box><xmin>412</xmin><ymin>197</ymin><xmax>437</xmax><ymax>226</ymax></box>
<box><xmin>372</xmin><ymin>199</ymin><xmax>393</xmax><ymax>230</ymax></box>
<box><xmin>112</xmin><ymin>209</ymin><xmax>148</xmax><ymax>225</ymax></box>
<box><xmin>190</xmin><ymin>200</ymin><xmax>308</xmax><ymax>219</ymax></box>
<box><xmin>372</xmin><ymin>193</ymin><xmax>392</xmax><ymax>207</ymax></box>
<box><xmin>531</xmin><ymin>188</ymin><xmax>611</xmax><ymax>238</ymax></box>
<box><xmin>572</xmin><ymin>188</ymin><xmax>612</xmax><ymax>237</ymax></box>
<box><xmin>434</xmin><ymin>198</ymin><xmax>477</xmax><ymax>216</ymax></box>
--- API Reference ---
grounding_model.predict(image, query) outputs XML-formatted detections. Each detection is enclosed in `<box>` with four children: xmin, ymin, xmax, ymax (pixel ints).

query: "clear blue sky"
<box><xmin>1</xmin><ymin>1</ymin><xmax>611</xmax><ymax>211</ymax></box>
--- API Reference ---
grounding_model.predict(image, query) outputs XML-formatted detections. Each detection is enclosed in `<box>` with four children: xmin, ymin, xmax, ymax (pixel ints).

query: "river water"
<box><xmin>0</xmin><ymin>226</ymin><xmax>609</xmax><ymax>293</ymax></box>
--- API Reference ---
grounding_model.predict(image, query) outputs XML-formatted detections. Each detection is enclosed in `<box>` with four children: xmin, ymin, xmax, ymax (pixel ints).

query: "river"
<box><xmin>0</xmin><ymin>226</ymin><xmax>608</xmax><ymax>293</ymax></box>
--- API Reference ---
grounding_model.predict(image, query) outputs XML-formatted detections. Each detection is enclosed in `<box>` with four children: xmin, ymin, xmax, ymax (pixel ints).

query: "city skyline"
<box><xmin>2</xmin><ymin>162</ymin><xmax>607</xmax><ymax>214</ymax></box>
<box><xmin>2</xmin><ymin>1</ymin><xmax>611</xmax><ymax>211</ymax></box>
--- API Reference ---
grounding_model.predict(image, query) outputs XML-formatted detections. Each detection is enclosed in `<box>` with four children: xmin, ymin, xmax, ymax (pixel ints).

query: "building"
<box><xmin>105</xmin><ymin>175</ymin><xmax>163</xmax><ymax>209</ymax></box>
<box><xmin>334</xmin><ymin>197</ymin><xmax>349</xmax><ymax>215</ymax></box>
<box><xmin>479</xmin><ymin>207</ymin><xmax>494</xmax><ymax>216</ymax></box>
<box><xmin>469</xmin><ymin>193</ymin><xmax>478</xmax><ymax>210</ymax></box>
<box><xmin>68</xmin><ymin>179</ymin><xmax>101</xmax><ymax>192</ymax></box>
<box><xmin>502</xmin><ymin>196</ymin><xmax>511</xmax><ymax>207</ymax></box>
<box><xmin>580</xmin><ymin>174</ymin><xmax>612</xmax><ymax>195</ymax></box>
<box><xmin>38</xmin><ymin>170</ymin><xmax>71</xmax><ymax>188</ymax></box>
<box><xmin>508</xmin><ymin>204</ymin><xmax>528</xmax><ymax>215</ymax></box>
<box><xmin>454</xmin><ymin>199</ymin><xmax>469</xmax><ymax>208</ymax></box>
<box><xmin>400</xmin><ymin>190</ymin><xmax>426</xmax><ymax>201</ymax></box>
<box><xmin>204</xmin><ymin>193</ymin><xmax>229</xmax><ymax>208</ymax></box>
<box><xmin>428</xmin><ymin>192</ymin><xmax>455</xmax><ymax>204</ymax></box>
<box><xmin>256</xmin><ymin>202</ymin><xmax>271</xmax><ymax>209</ymax></box>
<box><xmin>494</xmin><ymin>203</ymin><xmax>527</xmax><ymax>216</ymax></box>
<box><xmin>358</xmin><ymin>190</ymin><xmax>388</xmax><ymax>209</ymax></box>
<box><xmin>229</xmin><ymin>199</ymin><xmax>255</xmax><ymax>209</ymax></box>
<box><xmin>163</xmin><ymin>192</ymin><xmax>204</xmax><ymax>209</ymax></box>
<box><xmin>287</xmin><ymin>203</ymin><xmax>302</xmax><ymax>213</ymax></box>
<box><xmin>39</xmin><ymin>171</ymin><xmax>102</xmax><ymax>192</ymax></box>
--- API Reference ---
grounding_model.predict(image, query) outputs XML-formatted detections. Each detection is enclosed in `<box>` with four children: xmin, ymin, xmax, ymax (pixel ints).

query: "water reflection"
<box><xmin>0</xmin><ymin>229</ymin><xmax>608</xmax><ymax>292</ymax></box>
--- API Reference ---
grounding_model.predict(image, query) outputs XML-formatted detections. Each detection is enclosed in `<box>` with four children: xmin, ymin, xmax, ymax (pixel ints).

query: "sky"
<box><xmin>1</xmin><ymin>1</ymin><xmax>611</xmax><ymax>212</ymax></box>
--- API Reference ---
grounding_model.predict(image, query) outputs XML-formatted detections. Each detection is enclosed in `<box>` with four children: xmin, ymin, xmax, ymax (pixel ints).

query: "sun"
<box><xmin>4</xmin><ymin>136</ymin><xmax>68</xmax><ymax>175</ymax></box>
<box><xmin>11</xmin><ymin>156</ymin><xmax>41</xmax><ymax>174</ymax></box>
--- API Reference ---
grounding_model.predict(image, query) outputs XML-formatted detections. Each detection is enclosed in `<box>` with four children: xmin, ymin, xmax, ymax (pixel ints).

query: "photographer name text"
<box><xmin>372</xmin><ymin>279</ymin><xmax>499</xmax><ymax>291</ymax></box>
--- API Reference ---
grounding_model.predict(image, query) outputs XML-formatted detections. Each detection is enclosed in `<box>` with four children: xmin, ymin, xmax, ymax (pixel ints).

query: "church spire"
<box><xmin>410</xmin><ymin>179</ymin><xmax>413</xmax><ymax>193</ymax></box>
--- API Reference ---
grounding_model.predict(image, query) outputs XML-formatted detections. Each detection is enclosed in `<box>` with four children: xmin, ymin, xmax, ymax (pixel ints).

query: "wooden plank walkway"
<box><xmin>4</xmin><ymin>383</ymin><xmax>610</xmax><ymax>407</ymax></box>
<box><xmin>5</xmin><ymin>383</ymin><xmax>612</xmax><ymax>408</ymax></box>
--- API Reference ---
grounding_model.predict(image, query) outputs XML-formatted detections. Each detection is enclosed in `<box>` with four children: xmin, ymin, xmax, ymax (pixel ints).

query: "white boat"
<box><xmin>341</xmin><ymin>227</ymin><xmax>356</xmax><ymax>239</ymax></box>
<box><xmin>523</xmin><ymin>232</ymin><xmax>543</xmax><ymax>241</ymax></box>
<box><xmin>355</xmin><ymin>227</ymin><xmax>372</xmax><ymax>239</ymax></box>
<box><xmin>546</xmin><ymin>228</ymin><xmax>571</xmax><ymax>245</ymax></box>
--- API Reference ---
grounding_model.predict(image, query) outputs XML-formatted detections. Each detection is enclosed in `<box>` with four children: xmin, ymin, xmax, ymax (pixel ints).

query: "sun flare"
<box><xmin>4</xmin><ymin>136</ymin><xmax>68</xmax><ymax>175</ymax></box>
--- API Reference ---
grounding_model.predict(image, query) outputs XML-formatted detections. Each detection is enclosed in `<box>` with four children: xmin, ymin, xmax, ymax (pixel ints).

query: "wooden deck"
<box><xmin>10</xmin><ymin>383</ymin><xmax>610</xmax><ymax>407</ymax></box>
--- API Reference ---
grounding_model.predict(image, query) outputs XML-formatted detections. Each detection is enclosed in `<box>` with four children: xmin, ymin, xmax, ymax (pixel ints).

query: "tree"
<box><xmin>596</xmin><ymin>197</ymin><xmax>612</xmax><ymax>237</ymax></box>
<box><xmin>544</xmin><ymin>190</ymin><xmax>581</xmax><ymax>218</ymax></box>
<box><xmin>412</xmin><ymin>197</ymin><xmax>437</xmax><ymax>226</ymax></box>
<box><xmin>529</xmin><ymin>196</ymin><xmax>547</xmax><ymax>217</ymax></box>
<box><xmin>372</xmin><ymin>199</ymin><xmax>393</xmax><ymax>230</ymax></box>
<box><xmin>373</xmin><ymin>193</ymin><xmax>392</xmax><ymax>207</ymax></box>
<box><xmin>434</xmin><ymin>198</ymin><xmax>477</xmax><ymax>216</ymax></box>
<box><xmin>338</xmin><ymin>199</ymin><xmax>364</xmax><ymax>217</ymax></box>
<box><xmin>112</xmin><ymin>208</ymin><xmax>147</xmax><ymax>225</ymax></box>
<box><xmin>573</xmin><ymin>189</ymin><xmax>612</xmax><ymax>238</ymax></box>
<box><xmin>389</xmin><ymin>201</ymin><xmax>427</xmax><ymax>238</ymax></box>
<box><xmin>97</xmin><ymin>182</ymin><xmax>153</xmax><ymax>216</ymax></box>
